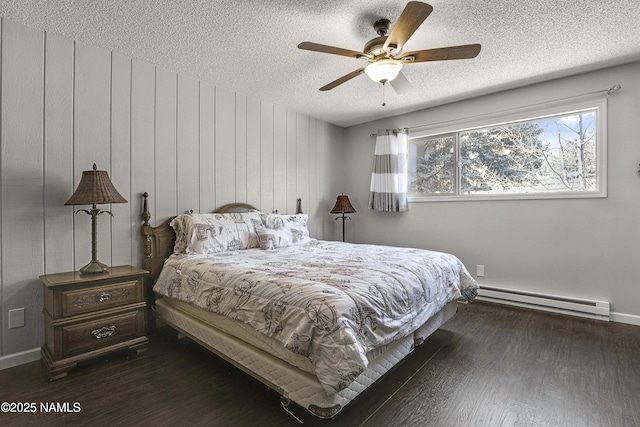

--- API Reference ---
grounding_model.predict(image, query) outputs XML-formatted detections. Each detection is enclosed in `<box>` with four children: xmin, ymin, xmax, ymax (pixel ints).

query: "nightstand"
<box><xmin>40</xmin><ymin>265</ymin><xmax>149</xmax><ymax>380</ymax></box>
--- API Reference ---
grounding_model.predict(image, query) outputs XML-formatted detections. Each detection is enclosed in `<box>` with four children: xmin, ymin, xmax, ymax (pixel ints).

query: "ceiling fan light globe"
<box><xmin>365</xmin><ymin>59</ymin><xmax>403</xmax><ymax>84</ymax></box>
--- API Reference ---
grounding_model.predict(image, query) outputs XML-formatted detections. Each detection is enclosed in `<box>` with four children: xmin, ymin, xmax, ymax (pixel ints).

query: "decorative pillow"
<box><xmin>170</xmin><ymin>216</ymin><xmax>189</xmax><ymax>254</ymax></box>
<box><xmin>170</xmin><ymin>211</ymin><xmax>263</xmax><ymax>254</ymax></box>
<box><xmin>255</xmin><ymin>213</ymin><xmax>310</xmax><ymax>250</ymax></box>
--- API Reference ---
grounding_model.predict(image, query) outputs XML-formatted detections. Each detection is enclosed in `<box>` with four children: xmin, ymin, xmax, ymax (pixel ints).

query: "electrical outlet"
<box><xmin>8</xmin><ymin>308</ymin><xmax>25</xmax><ymax>329</ymax></box>
<box><xmin>476</xmin><ymin>265</ymin><xmax>485</xmax><ymax>277</ymax></box>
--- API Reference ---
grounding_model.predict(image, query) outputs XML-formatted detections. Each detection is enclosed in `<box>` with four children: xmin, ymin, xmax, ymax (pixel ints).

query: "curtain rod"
<box><xmin>369</xmin><ymin>84</ymin><xmax>621</xmax><ymax>137</ymax></box>
<box><xmin>369</xmin><ymin>128</ymin><xmax>409</xmax><ymax>137</ymax></box>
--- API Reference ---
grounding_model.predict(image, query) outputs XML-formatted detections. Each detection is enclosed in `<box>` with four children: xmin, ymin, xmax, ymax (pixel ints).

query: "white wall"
<box><xmin>342</xmin><ymin>61</ymin><xmax>640</xmax><ymax>323</ymax></box>
<box><xmin>0</xmin><ymin>18</ymin><xmax>345</xmax><ymax>359</ymax></box>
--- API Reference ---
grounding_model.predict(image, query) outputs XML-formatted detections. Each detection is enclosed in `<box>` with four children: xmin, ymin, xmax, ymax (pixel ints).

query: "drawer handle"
<box><xmin>97</xmin><ymin>292</ymin><xmax>112</xmax><ymax>303</ymax></box>
<box><xmin>92</xmin><ymin>326</ymin><xmax>116</xmax><ymax>339</ymax></box>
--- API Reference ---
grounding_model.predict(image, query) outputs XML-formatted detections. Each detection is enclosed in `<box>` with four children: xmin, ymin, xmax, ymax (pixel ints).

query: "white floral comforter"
<box><xmin>153</xmin><ymin>239</ymin><xmax>478</xmax><ymax>394</ymax></box>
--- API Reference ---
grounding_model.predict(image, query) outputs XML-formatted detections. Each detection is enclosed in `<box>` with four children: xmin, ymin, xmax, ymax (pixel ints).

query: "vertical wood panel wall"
<box><xmin>0</xmin><ymin>18</ymin><xmax>343</xmax><ymax>357</ymax></box>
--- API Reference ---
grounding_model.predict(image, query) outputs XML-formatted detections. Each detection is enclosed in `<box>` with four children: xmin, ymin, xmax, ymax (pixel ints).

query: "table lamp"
<box><xmin>65</xmin><ymin>163</ymin><xmax>127</xmax><ymax>274</ymax></box>
<box><xmin>330</xmin><ymin>193</ymin><xmax>356</xmax><ymax>242</ymax></box>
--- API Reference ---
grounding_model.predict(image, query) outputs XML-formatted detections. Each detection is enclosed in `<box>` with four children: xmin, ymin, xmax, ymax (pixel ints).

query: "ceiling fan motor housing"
<box><xmin>364</xmin><ymin>36</ymin><xmax>389</xmax><ymax>58</ymax></box>
<box><xmin>366</xmin><ymin>19</ymin><xmax>400</xmax><ymax>58</ymax></box>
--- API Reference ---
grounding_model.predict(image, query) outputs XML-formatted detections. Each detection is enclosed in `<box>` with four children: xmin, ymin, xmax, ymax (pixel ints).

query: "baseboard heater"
<box><xmin>476</xmin><ymin>286</ymin><xmax>610</xmax><ymax>321</ymax></box>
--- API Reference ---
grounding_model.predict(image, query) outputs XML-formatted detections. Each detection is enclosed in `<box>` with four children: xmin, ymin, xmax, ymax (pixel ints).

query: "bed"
<box><xmin>141</xmin><ymin>192</ymin><xmax>479</xmax><ymax>419</ymax></box>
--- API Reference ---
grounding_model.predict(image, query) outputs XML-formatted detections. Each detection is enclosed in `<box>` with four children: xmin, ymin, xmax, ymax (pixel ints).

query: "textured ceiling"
<box><xmin>1</xmin><ymin>0</ymin><xmax>640</xmax><ymax>127</ymax></box>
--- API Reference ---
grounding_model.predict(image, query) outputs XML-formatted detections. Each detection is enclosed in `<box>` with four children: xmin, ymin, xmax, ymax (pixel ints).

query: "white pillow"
<box><xmin>170</xmin><ymin>211</ymin><xmax>263</xmax><ymax>254</ymax></box>
<box><xmin>256</xmin><ymin>213</ymin><xmax>310</xmax><ymax>249</ymax></box>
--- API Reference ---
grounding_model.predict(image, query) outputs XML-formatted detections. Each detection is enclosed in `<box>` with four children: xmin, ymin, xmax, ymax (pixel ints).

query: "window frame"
<box><xmin>408</xmin><ymin>93</ymin><xmax>608</xmax><ymax>202</ymax></box>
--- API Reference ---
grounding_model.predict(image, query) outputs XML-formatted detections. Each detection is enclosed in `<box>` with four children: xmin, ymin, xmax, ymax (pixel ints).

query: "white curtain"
<box><xmin>368</xmin><ymin>129</ymin><xmax>408</xmax><ymax>212</ymax></box>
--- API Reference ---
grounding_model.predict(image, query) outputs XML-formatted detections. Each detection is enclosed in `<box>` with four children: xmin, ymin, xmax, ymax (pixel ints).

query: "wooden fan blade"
<box><xmin>401</xmin><ymin>44</ymin><xmax>481</xmax><ymax>63</ymax></box>
<box><xmin>319</xmin><ymin>67</ymin><xmax>366</xmax><ymax>91</ymax></box>
<box><xmin>298</xmin><ymin>42</ymin><xmax>366</xmax><ymax>59</ymax></box>
<box><xmin>383</xmin><ymin>1</ymin><xmax>433</xmax><ymax>53</ymax></box>
<box><xmin>390</xmin><ymin>71</ymin><xmax>412</xmax><ymax>94</ymax></box>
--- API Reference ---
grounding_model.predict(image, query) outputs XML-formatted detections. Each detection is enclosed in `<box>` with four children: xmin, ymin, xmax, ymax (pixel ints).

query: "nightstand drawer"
<box><xmin>59</xmin><ymin>307</ymin><xmax>145</xmax><ymax>357</ymax></box>
<box><xmin>60</xmin><ymin>279</ymin><xmax>143</xmax><ymax>317</ymax></box>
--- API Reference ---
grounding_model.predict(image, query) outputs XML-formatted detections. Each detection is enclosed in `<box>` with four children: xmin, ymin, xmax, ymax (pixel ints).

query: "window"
<box><xmin>408</xmin><ymin>95</ymin><xmax>607</xmax><ymax>201</ymax></box>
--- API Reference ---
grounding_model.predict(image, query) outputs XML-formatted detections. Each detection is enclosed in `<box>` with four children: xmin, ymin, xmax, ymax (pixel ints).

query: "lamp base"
<box><xmin>79</xmin><ymin>260</ymin><xmax>109</xmax><ymax>275</ymax></box>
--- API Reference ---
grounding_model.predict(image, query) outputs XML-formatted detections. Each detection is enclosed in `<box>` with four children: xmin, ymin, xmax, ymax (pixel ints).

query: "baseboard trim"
<box><xmin>0</xmin><ymin>347</ymin><xmax>41</xmax><ymax>370</ymax></box>
<box><xmin>610</xmin><ymin>311</ymin><xmax>640</xmax><ymax>326</ymax></box>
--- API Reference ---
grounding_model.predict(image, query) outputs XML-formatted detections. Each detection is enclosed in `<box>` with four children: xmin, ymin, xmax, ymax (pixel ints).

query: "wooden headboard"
<box><xmin>141</xmin><ymin>192</ymin><xmax>257</xmax><ymax>284</ymax></box>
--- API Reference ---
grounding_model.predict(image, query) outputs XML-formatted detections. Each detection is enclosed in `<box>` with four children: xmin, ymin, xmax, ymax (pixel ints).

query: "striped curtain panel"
<box><xmin>368</xmin><ymin>129</ymin><xmax>409</xmax><ymax>212</ymax></box>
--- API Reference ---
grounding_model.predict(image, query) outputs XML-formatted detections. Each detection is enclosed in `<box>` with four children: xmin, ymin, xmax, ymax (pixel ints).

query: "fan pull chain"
<box><xmin>381</xmin><ymin>81</ymin><xmax>387</xmax><ymax>107</ymax></box>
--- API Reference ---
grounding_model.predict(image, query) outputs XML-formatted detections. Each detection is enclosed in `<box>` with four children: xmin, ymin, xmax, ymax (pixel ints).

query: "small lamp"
<box><xmin>65</xmin><ymin>163</ymin><xmax>127</xmax><ymax>274</ymax></box>
<box><xmin>330</xmin><ymin>193</ymin><xmax>356</xmax><ymax>242</ymax></box>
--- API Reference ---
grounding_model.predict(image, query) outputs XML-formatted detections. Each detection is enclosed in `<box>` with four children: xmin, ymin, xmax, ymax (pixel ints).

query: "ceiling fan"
<box><xmin>297</xmin><ymin>1</ymin><xmax>481</xmax><ymax>95</ymax></box>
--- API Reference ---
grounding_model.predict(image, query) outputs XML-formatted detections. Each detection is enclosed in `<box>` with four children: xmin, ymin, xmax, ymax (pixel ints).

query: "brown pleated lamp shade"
<box><xmin>330</xmin><ymin>193</ymin><xmax>356</xmax><ymax>214</ymax></box>
<box><xmin>65</xmin><ymin>163</ymin><xmax>127</xmax><ymax>206</ymax></box>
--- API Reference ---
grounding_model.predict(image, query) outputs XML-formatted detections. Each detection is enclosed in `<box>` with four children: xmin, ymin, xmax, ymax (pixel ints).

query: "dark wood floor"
<box><xmin>1</xmin><ymin>301</ymin><xmax>639</xmax><ymax>427</ymax></box>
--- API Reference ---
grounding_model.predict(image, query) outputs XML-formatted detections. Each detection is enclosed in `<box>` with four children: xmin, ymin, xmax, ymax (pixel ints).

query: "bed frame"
<box><xmin>140</xmin><ymin>192</ymin><xmax>457</xmax><ymax>419</ymax></box>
